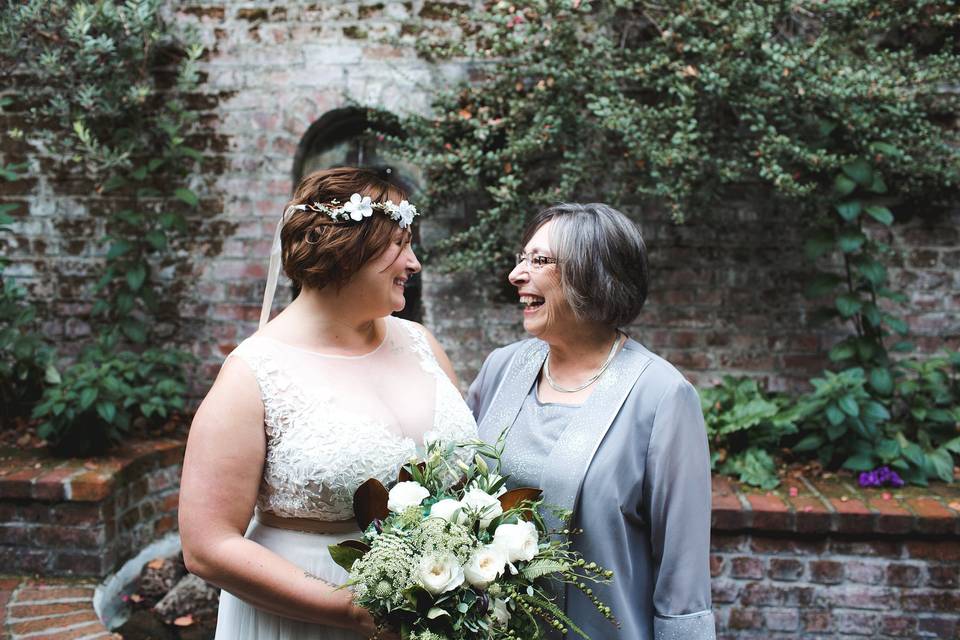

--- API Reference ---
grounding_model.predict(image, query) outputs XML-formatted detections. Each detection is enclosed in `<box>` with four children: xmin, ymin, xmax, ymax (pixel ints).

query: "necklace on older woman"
<box><xmin>543</xmin><ymin>330</ymin><xmax>625</xmax><ymax>393</ymax></box>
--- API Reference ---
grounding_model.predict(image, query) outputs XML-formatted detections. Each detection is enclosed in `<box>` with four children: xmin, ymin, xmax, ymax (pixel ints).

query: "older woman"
<box><xmin>467</xmin><ymin>203</ymin><xmax>715</xmax><ymax>639</ymax></box>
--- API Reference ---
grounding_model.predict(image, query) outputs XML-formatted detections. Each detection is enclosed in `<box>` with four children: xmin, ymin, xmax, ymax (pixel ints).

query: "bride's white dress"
<box><xmin>214</xmin><ymin>315</ymin><xmax>479</xmax><ymax>639</ymax></box>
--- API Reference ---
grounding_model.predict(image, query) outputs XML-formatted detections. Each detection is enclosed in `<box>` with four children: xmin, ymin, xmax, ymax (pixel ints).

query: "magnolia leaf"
<box><xmin>834</xmin><ymin>173</ymin><xmax>856</xmax><ymax>196</ymax></box>
<box><xmin>842</xmin><ymin>452</ymin><xmax>876</xmax><ymax>471</ymax></box>
<box><xmin>499</xmin><ymin>487</ymin><xmax>542</xmax><ymax>516</ymax></box>
<box><xmin>352</xmin><ymin>478</ymin><xmax>389</xmax><ymax>530</ymax></box>
<box><xmin>828</xmin><ymin>342</ymin><xmax>855</xmax><ymax>362</ymax></box>
<box><xmin>838</xmin><ymin>394</ymin><xmax>860</xmax><ymax>417</ymax></box>
<box><xmin>835</xmin><ymin>295</ymin><xmax>862</xmax><ymax>318</ymax></box>
<box><xmin>834</xmin><ymin>200</ymin><xmax>861</xmax><ymax>222</ymax></box>
<box><xmin>79</xmin><ymin>387</ymin><xmax>98</xmax><ymax>411</ymax></box>
<box><xmin>928</xmin><ymin>449</ymin><xmax>954</xmax><ymax>483</ymax></box>
<box><xmin>837</xmin><ymin>230</ymin><xmax>865</xmax><ymax>253</ymax></box>
<box><xmin>864</xmin><ymin>205</ymin><xmax>893</xmax><ymax>226</ymax></box>
<box><xmin>842</xmin><ymin>159</ymin><xmax>873</xmax><ymax>186</ymax></box>
<box><xmin>868</xmin><ymin>368</ymin><xmax>893</xmax><ymax>395</ymax></box>
<box><xmin>45</xmin><ymin>364</ymin><xmax>62</xmax><ymax>385</ymax></box>
<box><xmin>175</xmin><ymin>187</ymin><xmax>199</xmax><ymax>207</ymax></box>
<box><xmin>942</xmin><ymin>437</ymin><xmax>960</xmax><ymax>455</ymax></box>
<box><xmin>328</xmin><ymin>541</ymin><xmax>369</xmax><ymax>572</ymax></box>
<box><xmin>792</xmin><ymin>434</ymin><xmax>824</xmax><ymax>453</ymax></box>
<box><xmin>826</xmin><ymin>404</ymin><xmax>845</xmax><ymax>426</ymax></box>
<box><xmin>427</xmin><ymin>607</ymin><xmax>450</xmax><ymax>619</ymax></box>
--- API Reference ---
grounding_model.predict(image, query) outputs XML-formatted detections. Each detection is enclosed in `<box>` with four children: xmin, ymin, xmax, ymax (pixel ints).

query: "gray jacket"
<box><xmin>468</xmin><ymin>337</ymin><xmax>716</xmax><ymax>640</ymax></box>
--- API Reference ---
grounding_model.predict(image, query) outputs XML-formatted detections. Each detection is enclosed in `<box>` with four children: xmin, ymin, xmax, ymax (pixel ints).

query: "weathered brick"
<box><xmin>801</xmin><ymin>610</ymin><xmax>832</xmax><ymax>633</ymax></box>
<box><xmin>727</xmin><ymin>607</ymin><xmax>764</xmax><ymax>630</ymax></box>
<box><xmin>740</xmin><ymin>583</ymin><xmax>815</xmax><ymax>607</ymax></box>
<box><xmin>764</xmin><ymin>608</ymin><xmax>799</xmax><ymax>632</ymax></box>
<box><xmin>885</xmin><ymin>563</ymin><xmax>923</xmax><ymax>588</ymax></box>
<box><xmin>808</xmin><ymin>559</ymin><xmax>844</xmax><ymax>584</ymax></box>
<box><xmin>926</xmin><ymin>564</ymin><xmax>959</xmax><ymax>589</ymax></box>
<box><xmin>768</xmin><ymin>558</ymin><xmax>804</xmax><ymax>582</ymax></box>
<box><xmin>880</xmin><ymin>615</ymin><xmax>918</xmax><ymax>637</ymax></box>
<box><xmin>916</xmin><ymin>616</ymin><xmax>957</xmax><ymax>638</ymax></box>
<box><xmin>845</xmin><ymin>561</ymin><xmax>886</xmax><ymax>585</ymax></box>
<box><xmin>730</xmin><ymin>556</ymin><xmax>765</xmax><ymax>580</ymax></box>
<box><xmin>835</xmin><ymin>610</ymin><xmax>879</xmax><ymax>636</ymax></box>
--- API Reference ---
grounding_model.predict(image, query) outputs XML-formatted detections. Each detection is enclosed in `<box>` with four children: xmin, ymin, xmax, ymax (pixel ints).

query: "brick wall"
<box><xmin>0</xmin><ymin>440</ymin><xmax>182</xmax><ymax>577</ymax></box>
<box><xmin>1</xmin><ymin>0</ymin><xmax>957</xmax><ymax>396</ymax></box>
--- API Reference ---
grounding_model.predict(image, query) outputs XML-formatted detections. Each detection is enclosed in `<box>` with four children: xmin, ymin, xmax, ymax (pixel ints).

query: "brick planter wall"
<box><xmin>0</xmin><ymin>439</ymin><xmax>183</xmax><ymax>578</ymax></box>
<box><xmin>713</xmin><ymin>477</ymin><xmax>960</xmax><ymax>638</ymax></box>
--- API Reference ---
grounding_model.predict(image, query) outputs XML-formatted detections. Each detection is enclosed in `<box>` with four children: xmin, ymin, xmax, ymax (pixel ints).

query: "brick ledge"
<box><xmin>0</xmin><ymin>439</ymin><xmax>185</xmax><ymax>503</ymax></box>
<box><xmin>713</xmin><ymin>475</ymin><xmax>960</xmax><ymax>536</ymax></box>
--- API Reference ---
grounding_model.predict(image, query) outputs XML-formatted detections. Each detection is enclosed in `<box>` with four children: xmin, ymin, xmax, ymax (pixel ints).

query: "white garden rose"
<box><xmin>387</xmin><ymin>481</ymin><xmax>430</xmax><ymax>513</ymax></box>
<box><xmin>462</xmin><ymin>487</ymin><xmax>503</xmax><ymax>528</ymax></box>
<box><xmin>418</xmin><ymin>553</ymin><xmax>465</xmax><ymax>595</ymax></box>
<box><xmin>492</xmin><ymin>520</ymin><xmax>539</xmax><ymax>564</ymax></box>
<box><xmin>467</xmin><ymin>473</ymin><xmax>508</xmax><ymax>498</ymax></box>
<box><xmin>429</xmin><ymin>498</ymin><xmax>466</xmax><ymax>524</ymax></box>
<box><xmin>463</xmin><ymin>544</ymin><xmax>507</xmax><ymax>590</ymax></box>
<box><xmin>491</xmin><ymin>598</ymin><xmax>511</xmax><ymax>626</ymax></box>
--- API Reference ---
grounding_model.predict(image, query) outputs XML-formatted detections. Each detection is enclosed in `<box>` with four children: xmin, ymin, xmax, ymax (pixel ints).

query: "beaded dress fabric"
<box><xmin>215</xmin><ymin>315</ymin><xmax>478</xmax><ymax>639</ymax></box>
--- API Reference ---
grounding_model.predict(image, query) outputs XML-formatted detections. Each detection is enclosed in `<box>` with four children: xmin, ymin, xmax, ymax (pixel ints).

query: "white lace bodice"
<box><xmin>228</xmin><ymin>316</ymin><xmax>478</xmax><ymax>520</ymax></box>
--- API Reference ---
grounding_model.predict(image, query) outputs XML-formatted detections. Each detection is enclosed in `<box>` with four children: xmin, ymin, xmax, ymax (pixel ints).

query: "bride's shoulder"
<box><xmin>388</xmin><ymin>316</ymin><xmax>459</xmax><ymax>386</ymax></box>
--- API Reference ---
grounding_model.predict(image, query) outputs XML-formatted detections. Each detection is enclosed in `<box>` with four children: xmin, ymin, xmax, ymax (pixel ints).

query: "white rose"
<box><xmin>491</xmin><ymin>598</ymin><xmax>511</xmax><ymax>626</ymax></box>
<box><xmin>492</xmin><ymin>520</ymin><xmax>539</xmax><ymax>564</ymax></box>
<box><xmin>418</xmin><ymin>553</ymin><xmax>465</xmax><ymax>595</ymax></box>
<box><xmin>429</xmin><ymin>498</ymin><xmax>467</xmax><ymax>524</ymax></box>
<box><xmin>463</xmin><ymin>544</ymin><xmax>507</xmax><ymax>590</ymax></box>
<box><xmin>387</xmin><ymin>481</ymin><xmax>430</xmax><ymax>513</ymax></box>
<box><xmin>462</xmin><ymin>487</ymin><xmax>503</xmax><ymax>528</ymax></box>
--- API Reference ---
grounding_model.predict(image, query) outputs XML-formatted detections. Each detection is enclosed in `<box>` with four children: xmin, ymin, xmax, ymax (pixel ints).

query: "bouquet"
<box><xmin>328</xmin><ymin>439</ymin><xmax>617</xmax><ymax>640</ymax></box>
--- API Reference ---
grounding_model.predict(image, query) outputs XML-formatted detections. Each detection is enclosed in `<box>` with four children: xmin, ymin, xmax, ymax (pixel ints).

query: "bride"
<box><xmin>178</xmin><ymin>167</ymin><xmax>478</xmax><ymax>639</ymax></box>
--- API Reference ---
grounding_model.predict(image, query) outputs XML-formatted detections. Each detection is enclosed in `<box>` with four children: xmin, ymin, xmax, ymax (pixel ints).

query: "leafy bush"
<box><xmin>0</xmin><ymin>2</ymin><xmax>203</xmax><ymax>454</ymax></box>
<box><xmin>701</xmin><ymin>377</ymin><xmax>796</xmax><ymax>489</ymax></box>
<box><xmin>32</xmin><ymin>337</ymin><xmax>191</xmax><ymax>456</ymax></box>
<box><xmin>380</xmin><ymin>0</ymin><xmax>959</xmax><ymax>272</ymax></box>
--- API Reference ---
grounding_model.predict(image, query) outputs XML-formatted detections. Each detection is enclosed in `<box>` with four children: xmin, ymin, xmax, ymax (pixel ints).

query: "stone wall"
<box><xmin>0</xmin><ymin>0</ymin><xmax>957</xmax><ymax>396</ymax></box>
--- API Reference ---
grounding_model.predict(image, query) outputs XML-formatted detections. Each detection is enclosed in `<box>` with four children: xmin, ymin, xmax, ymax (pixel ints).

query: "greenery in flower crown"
<box><xmin>329</xmin><ymin>439</ymin><xmax>617</xmax><ymax>639</ymax></box>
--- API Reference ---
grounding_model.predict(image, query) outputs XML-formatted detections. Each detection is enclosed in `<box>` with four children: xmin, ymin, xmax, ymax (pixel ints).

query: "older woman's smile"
<box><xmin>519</xmin><ymin>294</ymin><xmax>545</xmax><ymax>312</ymax></box>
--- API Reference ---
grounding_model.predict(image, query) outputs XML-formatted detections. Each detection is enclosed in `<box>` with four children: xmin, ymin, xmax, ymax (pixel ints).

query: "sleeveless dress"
<box><xmin>215</xmin><ymin>315</ymin><xmax>479</xmax><ymax>639</ymax></box>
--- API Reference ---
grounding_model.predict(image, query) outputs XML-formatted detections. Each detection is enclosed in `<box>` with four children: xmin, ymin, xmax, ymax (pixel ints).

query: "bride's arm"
<box><xmin>178</xmin><ymin>358</ymin><xmax>378</xmax><ymax>633</ymax></box>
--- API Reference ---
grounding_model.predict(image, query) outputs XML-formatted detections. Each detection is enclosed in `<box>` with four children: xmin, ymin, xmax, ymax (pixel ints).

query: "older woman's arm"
<box><xmin>178</xmin><ymin>358</ymin><xmax>383</xmax><ymax>635</ymax></box>
<box><xmin>643</xmin><ymin>378</ymin><xmax>717</xmax><ymax>639</ymax></box>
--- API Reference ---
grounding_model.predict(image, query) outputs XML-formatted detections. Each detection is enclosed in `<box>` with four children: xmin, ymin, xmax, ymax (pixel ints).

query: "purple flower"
<box><xmin>858</xmin><ymin>466</ymin><xmax>904</xmax><ymax>488</ymax></box>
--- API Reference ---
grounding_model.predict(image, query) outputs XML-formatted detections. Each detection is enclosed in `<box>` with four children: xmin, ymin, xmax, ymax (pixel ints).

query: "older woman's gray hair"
<box><xmin>522</xmin><ymin>203</ymin><xmax>648</xmax><ymax>328</ymax></box>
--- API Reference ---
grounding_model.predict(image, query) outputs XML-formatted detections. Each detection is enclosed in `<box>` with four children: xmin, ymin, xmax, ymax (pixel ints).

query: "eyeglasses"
<box><xmin>515</xmin><ymin>252</ymin><xmax>559</xmax><ymax>271</ymax></box>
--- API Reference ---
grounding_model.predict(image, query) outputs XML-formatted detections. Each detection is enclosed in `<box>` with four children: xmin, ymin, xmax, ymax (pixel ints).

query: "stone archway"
<box><xmin>291</xmin><ymin>107</ymin><xmax>423</xmax><ymax>322</ymax></box>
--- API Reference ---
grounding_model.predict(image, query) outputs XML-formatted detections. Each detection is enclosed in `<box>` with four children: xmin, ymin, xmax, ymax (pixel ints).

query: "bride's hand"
<box><xmin>349</xmin><ymin>605</ymin><xmax>401</xmax><ymax>640</ymax></box>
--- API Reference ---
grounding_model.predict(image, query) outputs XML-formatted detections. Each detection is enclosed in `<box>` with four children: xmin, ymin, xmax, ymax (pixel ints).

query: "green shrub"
<box><xmin>32</xmin><ymin>336</ymin><xmax>191</xmax><ymax>456</ymax></box>
<box><xmin>700</xmin><ymin>377</ymin><xmax>796</xmax><ymax>489</ymax></box>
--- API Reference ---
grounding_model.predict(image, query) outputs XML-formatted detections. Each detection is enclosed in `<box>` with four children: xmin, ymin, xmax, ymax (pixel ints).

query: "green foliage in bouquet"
<box><xmin>0</xmin><ymin>1</ymin><xmax>206</xmax><ymax>452</ymax></box>
<box><xmin>329</xmin><ymin>440</ymin><xmax>617</xmax><ymax>640</ymax></box>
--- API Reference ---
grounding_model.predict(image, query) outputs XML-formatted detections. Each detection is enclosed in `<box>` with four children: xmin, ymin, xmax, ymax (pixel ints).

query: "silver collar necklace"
<box><xmin>543</xmin><ymin>330</ymin><xmax>625</xmax><ymax>393</ymax></box>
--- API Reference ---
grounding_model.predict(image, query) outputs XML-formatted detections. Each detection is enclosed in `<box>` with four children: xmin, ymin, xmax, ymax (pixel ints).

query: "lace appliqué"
<box><xmin>228</xmin><ymin>318</ymin><xmax>478</xmax><ymax>521</ymax></box>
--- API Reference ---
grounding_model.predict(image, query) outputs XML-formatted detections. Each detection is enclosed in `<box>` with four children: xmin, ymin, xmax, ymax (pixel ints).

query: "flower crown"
<box><xmin>293</xmin><ymin>193</ymin><xmax>419</xmax><ymax>229</ymax></box>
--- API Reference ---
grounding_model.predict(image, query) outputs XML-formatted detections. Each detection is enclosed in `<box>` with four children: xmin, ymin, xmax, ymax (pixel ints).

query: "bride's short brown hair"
<box><xmin>281</xmin><ymin>167</ymin><xmax>410</xmax><ymax>290</ymax></box>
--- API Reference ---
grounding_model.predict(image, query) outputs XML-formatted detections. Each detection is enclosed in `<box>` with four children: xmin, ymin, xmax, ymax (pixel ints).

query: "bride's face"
<box><xmin>349</xmin><ymin>229</ymin><xmax>420</xmax><ymax>316</ymax></box>
<box><xmin>508</xmin><ymin>221</ymin><xmax>575</xmax><ymax>341</ymax></box>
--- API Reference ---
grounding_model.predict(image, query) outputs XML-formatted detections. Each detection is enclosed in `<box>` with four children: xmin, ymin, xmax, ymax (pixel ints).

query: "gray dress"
<box><xmin>467</xmin><ymin>337</ymin><xmax>716</xmax><ymax>640</ymax></box>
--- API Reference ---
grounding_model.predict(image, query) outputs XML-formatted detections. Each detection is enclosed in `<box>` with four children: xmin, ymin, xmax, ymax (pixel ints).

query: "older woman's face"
<box><xmin>508</xmin><ymin>221</ymin><xmax>574</xmax><ymax>340</ymax></box>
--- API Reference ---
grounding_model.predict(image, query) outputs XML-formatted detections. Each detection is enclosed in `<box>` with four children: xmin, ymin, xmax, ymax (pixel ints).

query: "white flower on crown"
<box><xmin>395</xmin><ymin>200</ymin><xmax>417</xmax><ymax>228</ymax></box>
<box><xmin>343</xmin><ymin>193</ymin><xmax>374</xmax><ymax>221</ymax></box>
